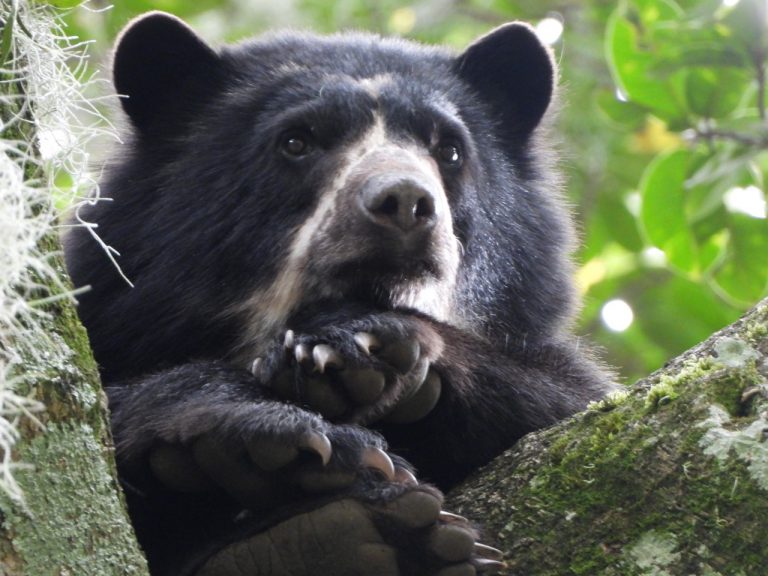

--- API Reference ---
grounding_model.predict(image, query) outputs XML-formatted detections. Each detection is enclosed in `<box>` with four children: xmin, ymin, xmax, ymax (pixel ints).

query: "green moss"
<box><xmin>745</xmin><ymin>322</ymin><xmax>768</xmax><ymax>343</ymax></box>
<box><xmin>664</xmin><ymin>357</ymin><xmax>716</xmax><ymax>387</ymax></box>
<box><xmin>588</xmin><ymin>389</ymin><xmax>630</xmax><ymax>412</ymax></box>
<box><xmin>707</xmin><ymin>364</ymin><xmax>762</xmax><ymax>417</ymax></box>
<box><xmin>569</xmin><ymin>548</ymin><xmax>608</xmax><ymax>575</ymax></box>
<box><xmin>645</xmin><ymin>380</ymin><xmax>679</xmax><ymax>410</ymax></box>
<box><xmin>0</xmin><ymin>423</ymin><xmax>147</xmax><ymax>576</ymax></box>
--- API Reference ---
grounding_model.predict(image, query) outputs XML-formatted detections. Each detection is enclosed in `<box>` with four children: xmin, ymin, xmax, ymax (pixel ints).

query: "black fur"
<box><xmin>65</xmin><ymin>12</ymin><xmax>614</xmax><ymax>576</ymax></box>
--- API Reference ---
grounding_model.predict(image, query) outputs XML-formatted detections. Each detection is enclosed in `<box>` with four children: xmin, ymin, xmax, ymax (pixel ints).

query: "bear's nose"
<box><xmin>360</xmin><ymin>175</ymin><xmax>437</xmax><ymax>233</ymax></box>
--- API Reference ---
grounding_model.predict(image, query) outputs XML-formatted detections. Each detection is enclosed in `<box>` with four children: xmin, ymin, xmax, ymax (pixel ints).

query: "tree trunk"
<box><xmin>0</xmin><ymin>252</ymin><xmax>149</xmax><ymax>576</ymax></box>
<box><xmin>0</xmin><ymin>2</ymin><xmax>148</xmax><ymax>574</ymax></box>
<box><xmin>447</xmin><ymin>298</ymin><xmax>768</xmax><ymax>576</ymax></box>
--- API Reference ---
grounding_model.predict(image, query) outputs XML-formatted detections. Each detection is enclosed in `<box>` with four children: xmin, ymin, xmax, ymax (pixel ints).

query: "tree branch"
<box><xmin>448</xmin><ymin>298</ymin><xmax>768</xmax><ymax>575</ymax></box>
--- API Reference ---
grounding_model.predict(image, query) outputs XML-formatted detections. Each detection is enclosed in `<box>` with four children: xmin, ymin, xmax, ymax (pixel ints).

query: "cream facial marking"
<box><xmin>234</xmin><ymin>109</ymin><xmax>461</xmax><ymax>363</ymax></box>
<box><xmin>357</xmin><ymin>74</ymin><xmax>394</xmax><ymax>98</ymax></box>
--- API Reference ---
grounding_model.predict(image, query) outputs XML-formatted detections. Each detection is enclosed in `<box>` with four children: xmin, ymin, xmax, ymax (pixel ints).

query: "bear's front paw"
<box><xmin>252</xmin><ymin>315</ymin><xmax>444</xmax><ymax>424</ymax></box>
<box><xmin>144</xmin><ymin>404</ymin><xmax>412</xmax><ymax>509</ymax></box>
<box><xmin>195</xmin><ymin>485</ymin><xmax>504</xmax><ymax>576</ymax></box>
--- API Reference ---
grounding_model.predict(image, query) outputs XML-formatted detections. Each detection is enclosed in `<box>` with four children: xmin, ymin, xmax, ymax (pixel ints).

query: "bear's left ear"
<box><xmin>113</xmin><ymin>11</ymin><xmax>224</xmax><ymax>135</ymax></box>
<box><xmin>455</xmin><ymin>23</ymin><xmax>555</xmax><ymax>140</ymax></box>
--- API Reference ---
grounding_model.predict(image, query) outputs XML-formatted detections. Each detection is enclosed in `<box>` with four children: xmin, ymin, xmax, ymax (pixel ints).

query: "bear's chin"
<box><xmin>328</xmin><ymin>257</ymin><xmax>444</xmax><ymax>307</ymax></box>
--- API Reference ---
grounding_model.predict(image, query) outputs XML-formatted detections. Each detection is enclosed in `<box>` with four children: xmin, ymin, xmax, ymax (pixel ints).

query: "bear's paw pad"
<box><xmin>195</xmin><ymin>489</ymin><xmax>504</xmax><ymax>576</ymax></box>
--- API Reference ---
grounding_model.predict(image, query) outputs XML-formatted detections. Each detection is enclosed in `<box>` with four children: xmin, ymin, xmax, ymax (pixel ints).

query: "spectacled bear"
<box><xmin>64</xmin><ymin>11</ymin><xmax>614</xmax><ymax>576</ymax></box>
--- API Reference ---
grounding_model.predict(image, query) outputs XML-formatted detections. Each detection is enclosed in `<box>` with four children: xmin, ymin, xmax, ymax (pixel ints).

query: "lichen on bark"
<box><xmin>447</xmin><ymin>299</ymin><xmax>768</xmax><ymax>576</ymax></box>
<box><xmin>0</xmin><ymin>245</ymin><xmax>149</xmax><ymax>576</ymax></box>
<box><xmin>0</xmin><ymin>1</ymin><xmax>148</xmax><ymax>573</ymax></box>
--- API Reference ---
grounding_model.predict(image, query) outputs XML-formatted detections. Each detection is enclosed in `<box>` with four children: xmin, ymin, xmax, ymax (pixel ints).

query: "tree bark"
<box><xmin>0</xmin><ymin>2</ymin><xmax>148</xmax><ymax>574</ymax></box>
<box><xmin>447</xmin><ymin>298</ymin><xmax>768</xmax><ymax>576</ymax></box>
<box><xmin>0</xmin><ymin>252</ymin><xmax>149</xmax><ymax>576</ymax></box>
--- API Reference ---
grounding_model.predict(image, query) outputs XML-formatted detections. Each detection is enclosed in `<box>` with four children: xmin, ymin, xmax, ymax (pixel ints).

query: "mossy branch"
<box><xmin>448</xmin><ymin>297</ymin><xmax>768</xmax><ymax>576</ymax></box>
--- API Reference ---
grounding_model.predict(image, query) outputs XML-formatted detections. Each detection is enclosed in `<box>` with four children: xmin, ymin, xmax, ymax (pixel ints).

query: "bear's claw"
<box><xmin>299</xmin><ymin>430</ymin><xmax>333</xmax><ymax>465</ymax></box>
<box><xmin>473</xmin><ymin>543</ymin><xmax>504</xmax><ymax>561</ymax></box>
<box><xmin>354</xmin><ymin>331</ymin><xmax>382</xmax><ymax>355</ymax></box>
<box><xmin>361</xmin><ymin>446</ymin><xmax>396</xmax><ymax>481</ymax></box>
<box><xmin>312</xmin><ymin>343</ymin><xmax>346</xmax><ymax>372</ymax></box>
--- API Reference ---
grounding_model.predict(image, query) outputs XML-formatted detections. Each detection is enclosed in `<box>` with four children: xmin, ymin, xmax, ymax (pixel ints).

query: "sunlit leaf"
<box><xmin>696</xmin><ymin>229</ymin><xmax>728</xmax><ymax>273</ymax></box>
<box><xmin>600</xmin><ymin>195</ymin><xmax>644</xmax><ymax>252</ymax></box>
<box><xmin>712</xmin><ymin>213</ymin><xmax>768</xmax><ymax>304</ymax></box>
<box><xmin>685</xmin><ymin>66</ymin><xmax>750</xmax><ymax>118</ymax></box>
<box><xmin>640</xmin><ymin>149</ymin><xmax>698</xmax><ymax>272</ymax></box>
<box><xmin>596</xmin><ymin>89</ymin><xmax>646</xmax><ymax>129</ymax></box>
<box><xmin>606</xmin><ymin>0</ymin><xmax>688</xmax><ymax>123</ymax></box>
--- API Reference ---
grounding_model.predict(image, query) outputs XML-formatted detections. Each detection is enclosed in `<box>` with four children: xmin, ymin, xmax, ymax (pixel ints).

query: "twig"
<box><xmin>694</xmin><ymin>127</ymin><xmax>768</xmax><ymax>149</ymax></box>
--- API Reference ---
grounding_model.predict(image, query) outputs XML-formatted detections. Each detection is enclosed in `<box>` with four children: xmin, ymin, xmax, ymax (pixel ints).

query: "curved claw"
<box><xmin>361</xmin><ymin>446</ymin><xmax>396</xmax><ymax>481</ymax></box>
<box><xmin>394</xmin><ymin>466</ymin><xmax>418</xmax><ymax>486</ymax></box>
<box><xmin>250</xmin><ymin>357</ymin><xmax>262</xmax><ymax>377</ymax></box>
<box><xmin>294</xmin><ymin>342</ymin><xmax>312</xmax><ymax>367</ymax></box>
<box><xmin>284</xmin><ymin>329</ymin><xmax>295</xmax><ymax>349</ymax></box>
<box><xmin>298</xmin><ymin>431</ymin><xmax>332</xmax><ymax>466</ymax></box>
<box><xmin>354</xmin><ymin>332</ymin><xmax>382</xmax><ymax>355</ymax></box>
<box><xmin>474</xmin><ymin>543</ymin><xmax>504</xmax><ymax>561</ymax></box>
<box><xmin>312</xmin><ymin>344</ymin><xmax>345</xmax><ymax>373</ymax></box>
<box><xmin>473</xmin><ymin>558</ymin><xmax>506</xmax><ymax>574</ymax></box>
<box><xmin>439</xmin><ymin>510</ymin><xmax>469</xmax><ymax>524</ymax></box>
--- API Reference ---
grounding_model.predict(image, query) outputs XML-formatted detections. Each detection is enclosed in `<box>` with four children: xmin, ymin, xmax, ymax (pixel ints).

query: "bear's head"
<box><xmin>66</xmin><ymin>13</ymin><xmax>575</xmax><ymax>379</ymax></box>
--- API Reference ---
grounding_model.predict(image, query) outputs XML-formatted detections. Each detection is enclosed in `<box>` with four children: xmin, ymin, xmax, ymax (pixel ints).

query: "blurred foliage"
<box><xmin>58</xmin><ymin>0</ymin><xmax>768</xmax><ymax>384</ymax></box>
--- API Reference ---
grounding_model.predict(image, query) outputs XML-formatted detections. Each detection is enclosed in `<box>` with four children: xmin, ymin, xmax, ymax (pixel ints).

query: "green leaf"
<box><xmin>596</xmin><ymin>89</ymin><xmax>647</xmax><ymax>129</ymax></box>
<box><xmin>712</xmin><ymin>213</ymin><xmax>768</xmax><ymax>304</ymax></box>
<box><xmin>601</xmin><ymin>194</ymin><xmax>645</xmax><ymax>252</ymax></box>
<box><xmin>605</xmin><ymin>2</ymin><xmax>688</xmax><ymax>123</ymax></box>
<box><xmin>685</xmin><ymin>66</ymin><xmax>750</xmax><ymax>118</ymax></box>
<box><xmin>696</xmin><ymin>229</ymin><xmax>728</xmax><ymax>273</ymax></box>
<box><xmin>640</xmin><ymin>149</ymin><xmax>699</xmax><ymax>273</ymax></box>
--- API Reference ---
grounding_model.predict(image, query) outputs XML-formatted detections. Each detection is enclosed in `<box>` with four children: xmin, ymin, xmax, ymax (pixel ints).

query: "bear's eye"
<box><xmin>280</xmin><ymin>131</ymin><xmax>313</xmax><ymax>157</ymax></box>
<box><xmin>437</xmin><ymin>142</ymin><xmax>462</xmax><ymax>168</ymax></box>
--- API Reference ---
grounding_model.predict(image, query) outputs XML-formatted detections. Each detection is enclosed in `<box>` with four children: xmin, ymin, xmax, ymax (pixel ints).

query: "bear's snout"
<box><xmin>359</xmin><ymin>173</ymin><xmax>438</xmax><ymax>234</ymax></box>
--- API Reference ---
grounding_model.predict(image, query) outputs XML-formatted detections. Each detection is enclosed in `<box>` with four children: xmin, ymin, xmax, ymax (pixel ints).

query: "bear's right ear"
<box><xmin>113</xmin><ymin>12</ymin><xmax>223</xmax><ymax>134</ymax></box>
